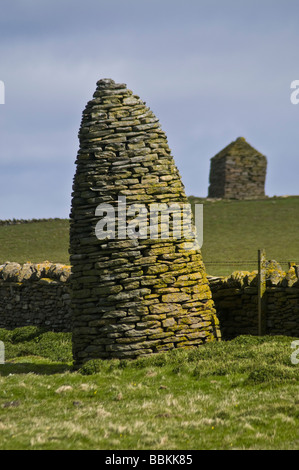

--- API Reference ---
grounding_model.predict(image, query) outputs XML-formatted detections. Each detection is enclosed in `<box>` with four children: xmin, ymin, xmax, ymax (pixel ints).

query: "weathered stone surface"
<box><xmin>209</xmin><ymin>262</ymin><xmax>299</xmax><ymax>339</ymax></box>
<box><xmin>208</xmin><ymin>137</ymin><xmax>267</xmax><ymax>199</ymax></box>
<box><xmin>0</xmin><ymin>262</ymin><xmax>72</xmax><ymax>331</ymax></box>
<box><xmin>70</xmin><ymin>78</ymin><xmax>221</xmax><ymax>367</ymax></box>
<box><xmin>0</xmin><ymin>260</ymin><xmax>298</xmax><ymax>343</ymax></box>
<box><xmin>0</xmin><ymin>261</ymin><xmax>71</xmax><ymax>283</ymax></box>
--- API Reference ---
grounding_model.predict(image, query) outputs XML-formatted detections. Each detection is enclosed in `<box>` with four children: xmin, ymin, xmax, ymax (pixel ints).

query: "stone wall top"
<box><xmin>208</xmin><ymin>262</ymin><xmax>299</xmax><ymax>289</ymax></box>
<box><xmin>0</xmin><ymin>261</ymin><xmax>71</xmax><ymax>283</ymax></box>
<box><xmin>0</xmin><ymin>218</ymin><xmax>63</xmax><ymax>226</ymax></box>
<box><xmin>1</xmin><ymin>261</ymin><xmax>297</xmax><ymax>289</ymax></box>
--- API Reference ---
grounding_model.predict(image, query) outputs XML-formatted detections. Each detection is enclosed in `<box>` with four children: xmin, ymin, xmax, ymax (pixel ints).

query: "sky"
<box><xmin>0</xmin><ymin>0</ymin><xmax>299</xmax><ymax>219</ymax></box>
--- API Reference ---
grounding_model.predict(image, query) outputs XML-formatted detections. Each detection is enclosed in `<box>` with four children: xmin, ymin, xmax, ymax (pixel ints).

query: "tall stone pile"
<box><xmin>70</xmin><ymin>78</ymin><xmax>220</xmax><ymax>368</ymax></box>
<box><xmin>208</xmin><ymin>137</ymin><xmax>267</xmax><ymax>199</ymax></box>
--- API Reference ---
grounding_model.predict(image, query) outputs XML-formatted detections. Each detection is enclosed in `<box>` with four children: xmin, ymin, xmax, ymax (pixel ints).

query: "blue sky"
<box><xmin>0</xmin><ymin>0</ymin><xmax>299</xmax><ymax>219</ymax></box>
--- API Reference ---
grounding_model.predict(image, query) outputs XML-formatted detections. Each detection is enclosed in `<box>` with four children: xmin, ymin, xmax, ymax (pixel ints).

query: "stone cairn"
<box><xmin>70</xmin><ymin>78</ymin><xmax>221</xmax><ymax>368</ymax></box>
<box><xmin>208</xmin><ymin>137</ymin><xmax>267</xmax><ymax>199</ymax></box>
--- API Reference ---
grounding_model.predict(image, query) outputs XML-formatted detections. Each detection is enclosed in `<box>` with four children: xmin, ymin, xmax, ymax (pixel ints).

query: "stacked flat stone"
<box><xmin>209</xmin><ymin>264</ymin><xmax>299</xmax><ymax>339</ymax></box>
<box><xmin>0</xmin><ymin>262</ymin><xmax>72</xmax><ymax>332</ymax></box>
<box><xmin>70</xmin><ymin>78</ymin><xmax>220</xmax><ymax>368</ymax></box>
<box><xmin>208</xmin><ymin>137</ymin><xmax>267</xmax><ymax>199</ymax></box>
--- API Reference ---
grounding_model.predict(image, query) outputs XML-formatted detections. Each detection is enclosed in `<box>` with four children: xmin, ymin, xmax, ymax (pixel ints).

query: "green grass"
<box><xmin>0</xmin><ymin>219</ymin><xmax>70</xmax><ymax>265</ymax></box>
<box><xmin>189</xmin><ymin>196</ymin><xmax>299</xmax><ymax>276</ymax></box>
<box><xmin>0</xmin><ymin>199</ymin><xmax>298</xmax><ymax>449</ymax></box>
<box><xmin>0</xmin><ymin>328</ymin><xmax>299</xmax><ymax>450</ymax></box>
<box><xmin>1</xmin><ymin>197</ymin><xmax>299</xmax><ymax>275</ymax></box>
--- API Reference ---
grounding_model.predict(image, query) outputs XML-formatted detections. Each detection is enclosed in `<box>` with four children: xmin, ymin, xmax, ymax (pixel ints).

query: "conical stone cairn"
<box><xmin>70</xmin><ymin>78</ymin><xmax>221</xmax><ymax>368</ymax></box>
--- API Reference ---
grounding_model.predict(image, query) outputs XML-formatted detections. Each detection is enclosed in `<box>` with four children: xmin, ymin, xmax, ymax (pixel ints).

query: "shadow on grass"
<box><xmin>0</xmin><ymin>361</ymin><xmax>73</xmax><ymax>376</ymax></box>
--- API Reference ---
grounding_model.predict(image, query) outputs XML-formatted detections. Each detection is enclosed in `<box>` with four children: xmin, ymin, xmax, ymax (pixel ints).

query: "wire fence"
<box><xmin>205</xmin><ymin>260</ymin><xmax>299</xmax><ymax>267</ymax></box>
<box><xmin>204</xmin><ymin>258</ymin><xmax>299</xmax><ymax>276</ymax></box>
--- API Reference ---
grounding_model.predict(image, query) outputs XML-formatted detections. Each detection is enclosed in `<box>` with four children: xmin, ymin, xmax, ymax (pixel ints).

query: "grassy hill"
<box><xmin>0</xmin><ymin>199</ymin><xmax>299</xmax><ymax>450</ymax></box>
<box><xmin>0</xmin><ymin>218</ymin><xmax>70</xmax><ymax>265</ymax></box>
<box><xmin>190</xmin><ymin>195</ymin><xmax>299</xmax><ymax>275</ymax></box>
<box><xmin>0</xmin><ymin>327</ymin><xmax>299</xmax><ymax>450</ymax></box>
<box><xmin>0</xmin><ymin>196</ymin><xmax>299</xmax><ymax>276</ymax></box>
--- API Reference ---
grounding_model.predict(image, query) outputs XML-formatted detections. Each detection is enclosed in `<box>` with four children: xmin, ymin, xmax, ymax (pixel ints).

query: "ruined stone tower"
<box><xmin>208</xmin><ymin>137</ymin><xmax>267</xmax><ymax>199</ymax></box>
<box><xmin>70</xmin><ymin>78</ymin><xmax>220</xmax><ymax>367</ymax></box>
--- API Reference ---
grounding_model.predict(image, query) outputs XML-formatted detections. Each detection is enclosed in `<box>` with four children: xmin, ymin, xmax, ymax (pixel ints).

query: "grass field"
<box><xmin>0</xmin><ymin>218</ymin><xmax>70</xmax><ymax>265</ymax></box>
<box><xmin>189</xmin><ymin>195</ymin><xmax>299</xmax><ymax>275</ymax></box>
<box><xmin>1</xmin><ymin>196</ymin><xmax>299</xmax><ymax>276</ymax></box>
<box><xmin>0</xmin><ymin>198</ymin><xmax>299</xmax><ymax>450</ymax></box>
<box><xmin>0</xmin><ymin>327</ymin><xmax>299</xmax><ymax>450</ymax></box>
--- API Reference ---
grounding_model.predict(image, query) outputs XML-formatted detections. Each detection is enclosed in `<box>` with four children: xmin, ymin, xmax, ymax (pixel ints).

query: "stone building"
<box><xmin>207</xmin><ymin>137</ymin><xmax>267</xmax><ymax>199</ymax></box>
<box><xmin>70</xmin><ymin>78</ymin><xmax>221</xmax><ymax>368</ymax></box>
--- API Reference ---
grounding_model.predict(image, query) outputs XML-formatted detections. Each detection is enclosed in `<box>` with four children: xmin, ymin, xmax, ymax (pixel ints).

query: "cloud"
<box><xmin>0</xmin><ymin>0</ymin><xmax>299</xmax><ymax>218</ymax></box>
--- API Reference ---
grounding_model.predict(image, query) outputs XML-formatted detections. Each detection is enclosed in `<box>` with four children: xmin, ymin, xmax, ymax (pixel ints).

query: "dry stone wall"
<box><xmin>209</xmin><ymin>264</ymin><xmax>299</xmax><ymax>339</ymax></box>
<box><xmin>208</xmin><ymin>137</ymin><xmax>267</xmax><ymax>199</ymax></box>
<box><xmin>0</xmin><ymin>218</ymin><xmax>61</xmax><ymax>226</ymax></box>
<box><xmin>69</xmin><ymin>78</ymin><xmax>221</xmax><ymax>367</ymax></box>
<box><xmin>0</xmin><ymin>261</ymin><xmax>298</xmax><ymax>342</ymax></box>
<box><xmin>0</xmin><ymin>262</ymin><xmax>72</xmax><ymax>331</ymax></box>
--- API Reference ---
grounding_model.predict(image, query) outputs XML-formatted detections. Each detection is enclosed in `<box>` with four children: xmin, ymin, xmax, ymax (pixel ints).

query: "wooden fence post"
<box><xmin>258</xmin><ymin>249</ymin><xmax>267</xmax><ymax>336</ymax></box>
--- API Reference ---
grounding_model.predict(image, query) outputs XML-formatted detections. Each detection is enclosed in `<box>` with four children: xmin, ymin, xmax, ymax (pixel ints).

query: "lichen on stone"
<box><xmin>70</xmin><ymin>78</ymin><xmax>221</xmax><ymax>367</ymax></box>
